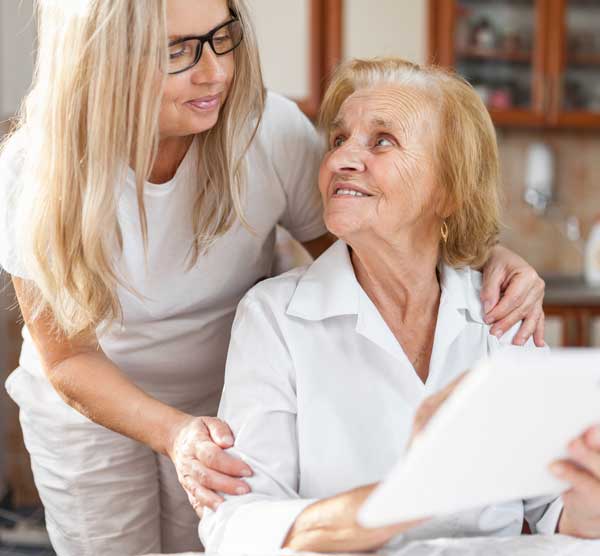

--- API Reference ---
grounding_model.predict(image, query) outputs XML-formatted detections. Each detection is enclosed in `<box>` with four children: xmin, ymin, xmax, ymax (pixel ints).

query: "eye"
<box><xmin>169</xmin><ymin>42</ymin><xmax>193</xmax><ymax>60</ymax></box>
<box><xmin>374</xmin><ymin>136</ymin><xmax>394</xmax><ymax>148</ymax></box>
<box><xmin>332</xmin><ymin>135</ymin><xmax>345</xmax><ymax>148</ymax></box>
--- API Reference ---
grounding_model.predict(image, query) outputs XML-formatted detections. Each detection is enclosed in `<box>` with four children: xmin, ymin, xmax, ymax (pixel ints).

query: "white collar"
<box><xmin>286</xmin><ymin>239</ymin><xmax>486</xmax><ymax>326</ymax></box>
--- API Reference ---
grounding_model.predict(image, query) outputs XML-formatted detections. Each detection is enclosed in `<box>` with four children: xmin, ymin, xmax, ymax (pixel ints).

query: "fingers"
<box><xmin>203</xmin><ymin>416</ymin><xmax>235</xmax><ymax>448</ymax></box>
<box><xmin>566</xmin><ymin>427</ymin><xmax>600</xmax><ymax>481</ymax></box>
<box><xmin>533</xmin><ymin>312</ymin><xmax>546</xmax><ymax>348</ymax></box>
<box><xmin>488</xmin><ymin>286</ymin><xmax>543</xmax><ymax>340</ymax></box>
<box><xmin>195</xmin><ymin>439</ymin><xmax>253</xmax><ymax>478</ymax></box>
<box><xmin>486</xmin><ymin>282</ymin><xmax>527</xmax><ymax>326</ymax></box>
<box><xmin>181</xmin><ymin>474</ymin><xmax>225</xmax><ymax>512</ymax></box>
<box><xmin>185</xmin><ymin>459</ymin><xmax>251</xmax><ymax>497</ymax></box>
<box><xmin>480</xmin><ymin>265</ymin><xmax>504</xmax><ymax>315</ymax></box>
<box><xmin>486</xmin><ymin>271</ymin><xmax>544</xmax><ymax>328</ymax></box>
<box><xmin>411</xmin><ymin>372</ymin><xmax>468</xmax><ymax>440</ymax></box>
<box><xmin>550</xmin><ymin>459</ymin><xmax>600</xmax><ymax>497</ymax></box>
<box><xmin>511</xmin><ymin>310</ymin><xmax>543</xmax><ymax>347</ymax></box>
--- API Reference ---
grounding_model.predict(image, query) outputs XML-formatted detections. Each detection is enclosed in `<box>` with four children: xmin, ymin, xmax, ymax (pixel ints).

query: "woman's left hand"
<box><xmin>480</xmin><ymin>244</ymin><xmax>545</xmax><ymax>348</ymax></box>
<box><xmin>551</xmin><ymin>425</ymin><xmax>600</xmax><ymax>538</ymax></box>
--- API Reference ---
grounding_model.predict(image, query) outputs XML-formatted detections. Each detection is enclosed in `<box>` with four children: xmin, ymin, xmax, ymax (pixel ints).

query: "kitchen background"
<box><xmin>0</xmin><ymin>0</ymin><xmax>599</xmax><ymax>552</ymax></box>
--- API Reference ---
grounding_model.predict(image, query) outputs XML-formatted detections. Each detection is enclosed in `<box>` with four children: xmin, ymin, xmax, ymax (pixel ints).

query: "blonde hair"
<box><xmin>319</xmin><ymin>57</ymin><xmax>500</xmax><ymax>268</ymax></box>
<box><xmin>7</xmin><ymin>0</ymin><xmax>265</xmax><ymax>338</ymax></box>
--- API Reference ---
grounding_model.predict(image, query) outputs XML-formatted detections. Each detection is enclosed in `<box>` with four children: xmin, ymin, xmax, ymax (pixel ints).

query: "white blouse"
<box><xmin>200</xmin><ymin>240</ymin><xmax>563</xmax><ymax>553</ymax></box>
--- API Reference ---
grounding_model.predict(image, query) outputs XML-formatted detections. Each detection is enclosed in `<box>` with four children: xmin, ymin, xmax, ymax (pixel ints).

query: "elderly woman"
<box><xmin>199</xmin><ymin>58</ymin><xmax>600</xmax><ymax>553</ymax></box>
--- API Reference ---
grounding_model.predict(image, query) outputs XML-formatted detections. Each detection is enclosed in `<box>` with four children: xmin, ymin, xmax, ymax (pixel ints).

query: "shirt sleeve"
<box><xmin>266</xmin><ymin>94</ymin><xmax>328</xmax><ymax>243</ymax></box>
<box><xmin>199</xmin><ymin>290</ymin><xmax>317</xmax><ymax>554</ymax></box>
<box><xmin>524</xmin><ymin>495</ymin><xmax>563</xmax><ymax>534</ymax></box>
<box><xmin>0</xmin><ymin>131</ymin><xmax>30</xmax><ymax>279</ymax></box>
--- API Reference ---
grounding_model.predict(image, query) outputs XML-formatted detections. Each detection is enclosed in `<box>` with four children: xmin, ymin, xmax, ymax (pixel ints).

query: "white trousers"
<box><xmin>6</xmin><ymin>367</ymin><xmax>202</xmax><ymax>556</ymax></box>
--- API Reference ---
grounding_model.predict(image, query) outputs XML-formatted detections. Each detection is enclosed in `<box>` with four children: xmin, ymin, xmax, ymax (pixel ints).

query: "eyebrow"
<box><xmin>168</xmin><ymin>15</ymin><xmax>232</xmax><ymax>42</ymax></box>
<box><xmin>329</xmin><ymin>116</ymin><xmax>397</xmax><ymax>132</ymax></box>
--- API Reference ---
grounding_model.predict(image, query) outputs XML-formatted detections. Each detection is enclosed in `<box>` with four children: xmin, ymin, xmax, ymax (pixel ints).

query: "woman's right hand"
<box><xmin>167</xmin><ymin>415</ymin><xmax>254</xmax><ymax>517</ymax></box>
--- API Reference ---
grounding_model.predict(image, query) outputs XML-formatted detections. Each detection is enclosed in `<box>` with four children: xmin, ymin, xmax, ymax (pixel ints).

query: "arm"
<box><xmin>283</xmin><ymin>484</ymin><xmax>420</xmax><ymax>553</ymax></box>
<box><xmin>480</xmin><ymin>245</ymin><xmax>546</xmax><ymax>347</ymax></box>
<box><xmin>200</xmin><ymin>291</ymin><xmax>420</xmax><ymax>553</ymax></box>
<box><xmin>12</xmin><ymin>277</ymin><xmax>252</xmax><ymax>514</ymax></box>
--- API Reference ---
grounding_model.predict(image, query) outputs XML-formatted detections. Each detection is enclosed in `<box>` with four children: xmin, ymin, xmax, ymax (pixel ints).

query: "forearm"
<box><xmin>283</xmin><ymin>484</ymin><xmax>409</xmax><ymax>553</ymax></box>
<box><xmin>47</xmin><ymin>350</ymin><xmax>188</xmax><ymax>455</ymax></box>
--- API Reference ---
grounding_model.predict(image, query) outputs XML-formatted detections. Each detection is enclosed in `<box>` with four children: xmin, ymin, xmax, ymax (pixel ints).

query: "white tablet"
<box><xmin>358</xmin><ymin>349</ymin><xmax>600</xmax><ymax>527</ymax></box>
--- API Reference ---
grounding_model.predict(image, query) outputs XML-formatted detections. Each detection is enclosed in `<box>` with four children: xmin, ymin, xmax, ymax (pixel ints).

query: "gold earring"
<box><xmin>441</xmin><ymin>221</ymin><xmax>449</xmax><ymax>244</ymax></box>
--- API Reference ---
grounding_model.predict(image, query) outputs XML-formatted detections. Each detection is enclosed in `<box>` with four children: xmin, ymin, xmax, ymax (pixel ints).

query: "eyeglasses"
<box><xmin>167</xmin><ymin>18</ymin><xmax>243</xmax><ymax>75</ymax></box>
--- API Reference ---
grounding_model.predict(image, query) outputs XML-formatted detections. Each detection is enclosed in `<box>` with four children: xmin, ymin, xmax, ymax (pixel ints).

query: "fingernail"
<box><xmin>514</xmin><ymin>337</ymin><xmax>525</xmax><ymax>346</ymax></box>
<box><xmin>235</xmin><ymin>485</ymin><xmax>250</xmax><ymax>495</ymax></box>
<box><xmin>483</xmin><ymin>301</ymin><xmax>493</xmax><ymax>314</ymax></box>
<box><xmin>493</xmin><ymin>329</ymin><xmax>503</xmax><ymax>338</ymax></box>
<box><xmin>221</xmin><ymin>435</ymin><xmax>234</xmax><ymax>446</ymax></box>
<box><xmin>240</xmin><ymin>468</ymin><xmax>253</xmax><ymax>477</ymax></box>
<box><xmin>212</xmin><ymin>499</ymin><xmax>223</xmax><ymax>510</ymax></box>
<box><xmin>550</xmin><ymin>462</ymin><xmax>565</xmax><ymax>477</ymax></box>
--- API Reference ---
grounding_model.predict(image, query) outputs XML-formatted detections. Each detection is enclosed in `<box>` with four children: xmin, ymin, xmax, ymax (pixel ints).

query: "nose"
<box><xmin>190</xmin><ymin>46</ymin><xmax>227</xmax><ymax>85</ymax></box>
<box><xmin>327</xmin><ymin>139</ymin><xmax>366</xmax><ymax>174</ymax></box>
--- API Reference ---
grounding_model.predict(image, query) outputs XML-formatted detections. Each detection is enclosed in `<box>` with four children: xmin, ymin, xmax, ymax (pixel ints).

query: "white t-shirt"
<box><xmin>0</xmin><ymin>92</ymin><xmax>327</xmax><ymax>413</ymax></box>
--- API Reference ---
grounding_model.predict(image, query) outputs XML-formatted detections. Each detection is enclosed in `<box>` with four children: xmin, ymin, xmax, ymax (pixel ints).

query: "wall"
<box><xmin>0</xmin><ymin>0</ymin><xmax>36</xmax><ymax>119</ymax></box>
<box><xmin>497</xmin><ymin>130</ymin><xmax>597</xmax><ymax>276</ymax></box>
<box><xmin>343</xmin><ymin>0</ymin><xmax>427</xmax><ymax>64</ymax></box>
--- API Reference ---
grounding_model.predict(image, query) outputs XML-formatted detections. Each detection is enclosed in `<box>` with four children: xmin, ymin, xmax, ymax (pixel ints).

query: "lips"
<box><xmin>332</xmin><ymin>182</ymin><xmax>373</xmax><ymax>198</ymax></box>
<box><xmin>186</xmin><ymin>94</ymin><xmax>221</xmax><ymax>111</ymax></box>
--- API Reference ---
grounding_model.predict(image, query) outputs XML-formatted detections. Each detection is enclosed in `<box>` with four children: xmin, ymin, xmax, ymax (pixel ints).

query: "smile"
<box><xmin>333</xmin><ymin>187</ymin><xmax>373</xmax><ymax>198</ymax></box>
<box><xmin>186</xmin><ymin>95</ymin><xmax>220</xmax><ymax>112</ymax></box>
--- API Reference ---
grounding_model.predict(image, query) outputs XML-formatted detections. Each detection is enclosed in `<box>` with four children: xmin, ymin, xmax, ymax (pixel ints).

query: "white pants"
<box><xmin>6</xmin><ymin>367</ymin><xmax>203</xmax><ymax>556</ymax></box>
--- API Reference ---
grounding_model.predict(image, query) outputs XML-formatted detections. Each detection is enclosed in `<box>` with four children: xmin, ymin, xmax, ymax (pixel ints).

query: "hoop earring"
<box><xmin>441</xmin><ymin>221</ymin><xmax>449</xmax><ymax>244</ymax></box>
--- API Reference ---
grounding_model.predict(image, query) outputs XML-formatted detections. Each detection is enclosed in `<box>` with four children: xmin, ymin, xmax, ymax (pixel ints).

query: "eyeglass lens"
<box><xmin>168</xmin><ymin>20</ymin><xmax>243</xmax><ymax>74</ymax></box>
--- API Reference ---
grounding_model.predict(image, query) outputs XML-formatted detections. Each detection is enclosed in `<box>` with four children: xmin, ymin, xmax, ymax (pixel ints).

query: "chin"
<box><xmin>324</xmin><ymin>212</ymin><xmax>361</xmax><ymax>240</ymax></box>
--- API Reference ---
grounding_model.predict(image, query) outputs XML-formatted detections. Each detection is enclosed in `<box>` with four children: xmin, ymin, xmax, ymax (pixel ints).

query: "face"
<box><xmin>159</xmin><ymin>0</ymin><xmax>236</xmax><ymax>138</ymax></box>
<box><xmin>319</xmin><ymin>85</ymin><xmax>444</xmax><ymax>248</ymax></box>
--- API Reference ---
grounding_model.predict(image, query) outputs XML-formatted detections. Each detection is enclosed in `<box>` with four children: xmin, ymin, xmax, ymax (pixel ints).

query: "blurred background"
<box><xmin>1</xmin><ymin>0</ymin><xmax>600</xmax><ymax>552</ymax></box>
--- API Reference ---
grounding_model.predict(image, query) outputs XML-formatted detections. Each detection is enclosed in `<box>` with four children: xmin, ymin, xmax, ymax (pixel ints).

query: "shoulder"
<box><xmin>239</xmin><ymin>265</ymin><xmax>309</xmax><ymax>313</ymax></box>
<box><xmin>257</xmin><ymin>91</ymin><xmax>319</xmax><ymax>146</ymax></box>
<box><xmin>261</xmin><ymin>90</ymin><xmax>306</xmax><ymax>124</ymax></box>
<box><xmin>0</xmin><ymin>129</ymin><xmax>27</xmax><ymax>185</ymax></box>
<box><xmin>441</xmin><ymin>264</ymin><xmax>487</xmax><ymax>324</ymax></box>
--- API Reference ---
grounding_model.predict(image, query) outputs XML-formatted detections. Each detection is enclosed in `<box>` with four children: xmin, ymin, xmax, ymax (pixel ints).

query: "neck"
<box><xmin>349</xmin><ymin>233</ymin><xmax>441</xmax><ymax>322</ymax></box>
<box><xmin>147</xmin><ymin>135</ymin><xmax>194</xmax><ymax>184</ymax></box>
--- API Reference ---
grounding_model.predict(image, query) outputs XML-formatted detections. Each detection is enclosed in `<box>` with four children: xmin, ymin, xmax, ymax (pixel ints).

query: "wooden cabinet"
<box><xmin>250</xmin><ymin>0</ymin><xmax>341</xmax><ymax>119</ymax></box>
<box><xmin>544</xmin><ymin>305</ymin><xmax>600</xmax><ymax>347</ymax></box>
<box><xmin>429</xmin><ymin>0</ymin><xmax>600</xmax><ymax>128</ymax></box>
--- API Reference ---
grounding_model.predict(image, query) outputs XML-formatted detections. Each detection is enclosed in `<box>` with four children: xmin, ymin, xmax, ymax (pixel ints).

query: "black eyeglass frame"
<box><xmin>167</xmin><ymin>16</ymin><xmax>243</xmax><ymax>75</ymax></box>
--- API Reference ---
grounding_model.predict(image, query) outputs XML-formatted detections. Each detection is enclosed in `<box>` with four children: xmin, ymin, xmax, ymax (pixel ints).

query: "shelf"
<box><xmin>567</xmin><ymin>53</ymin><xmax>600</xmax><ymax>67</ymax></box>
<box><xmin>457</xmin><ymin>46</ymin><xmax>532</xmax><ymax>63</ymax></box>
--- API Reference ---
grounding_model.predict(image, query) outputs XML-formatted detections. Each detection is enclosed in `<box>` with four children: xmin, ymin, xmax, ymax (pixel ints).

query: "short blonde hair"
<box><xmin>319</xmin><ymin>57</ymin><xmax>500</xmax><ymax>268</ymax></box>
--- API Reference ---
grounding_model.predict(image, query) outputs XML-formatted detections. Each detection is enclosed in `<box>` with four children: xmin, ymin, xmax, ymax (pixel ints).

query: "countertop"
<box><xmin>542</xmin><ymin>274</ymin><xmax>600</xmax><ymax>306</ymax></box>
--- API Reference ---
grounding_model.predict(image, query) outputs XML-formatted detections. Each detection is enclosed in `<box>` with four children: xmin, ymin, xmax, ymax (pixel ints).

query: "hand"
<box><xmin>480</xmin><ymin>245</ymin><xmax>545</xmax><ymax>347</ymax></box>
<box><xmin>409</xmin><ymin>372</ymin><xmax>468</xmax><ymax>447</ymax></box>
<box><xmin>551</xmin><ymin>425</ymin><xmax>600</xmax><ymax>538</ymax></box>
<box><xmin>167</xmin><ymin>415</ymin><xmax>253</xmax><ymax>517</ymax></box>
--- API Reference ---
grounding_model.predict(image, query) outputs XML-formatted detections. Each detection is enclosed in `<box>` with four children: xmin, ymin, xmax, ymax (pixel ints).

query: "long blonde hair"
<box><xmin>319</xmin><ymin>57</ymin><xmax>500</xmax><ymax>268</ymax></box>
<box><xmin>8</xmin><ymin>0</ymin><xmax>265</xmax><ymax>338</ymax></box>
